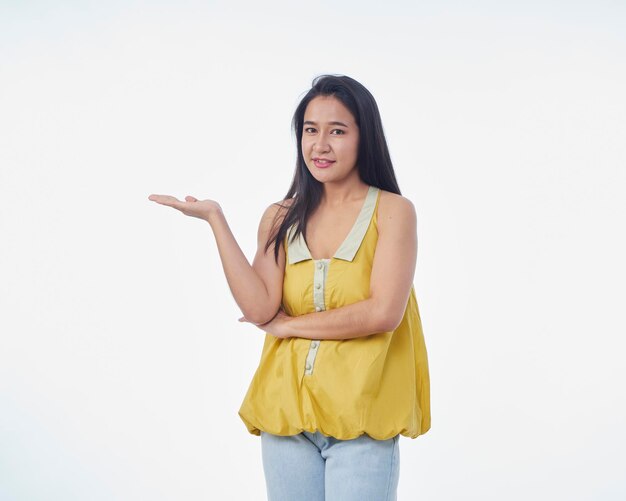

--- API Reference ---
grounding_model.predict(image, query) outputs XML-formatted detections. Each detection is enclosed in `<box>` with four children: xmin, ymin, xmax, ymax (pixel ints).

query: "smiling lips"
<box><xmin>313</xmin><ymin>158</ymin><xmax>335</xmax><ymax>168</ymax></box>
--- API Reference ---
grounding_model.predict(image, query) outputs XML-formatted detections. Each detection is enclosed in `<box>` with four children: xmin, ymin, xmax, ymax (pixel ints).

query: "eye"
<box><xmin>331</xmin><ymin>129</ymin><xmax>345</xmax><ymax>135</ymax></box>
<box><xmin>304</xmin><ymin>127</ymin><xmax>317</xmax><ymax>133</ymax></box>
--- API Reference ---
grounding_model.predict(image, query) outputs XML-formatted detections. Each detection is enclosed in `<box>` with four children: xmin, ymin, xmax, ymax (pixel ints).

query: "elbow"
<box><xmin>376</xmin><ymin>316</ymin><xmax>402</xmax><ymax>333</ymax></box>
<box><xmin>372</xmin><ymin>304</ymin><xmax>404</xmax><ymax>333</ymax></box>
<box><xmin>243</xmin><ymin>306</ymin><xmax>279</xmax><ymax>326</ymax></box>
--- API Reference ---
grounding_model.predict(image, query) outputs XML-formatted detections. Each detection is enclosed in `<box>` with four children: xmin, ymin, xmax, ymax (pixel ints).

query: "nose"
<box><xmin>313</xmin><ymin>138</ymin><xmax>331</xmax><ymax>154</ymax></box>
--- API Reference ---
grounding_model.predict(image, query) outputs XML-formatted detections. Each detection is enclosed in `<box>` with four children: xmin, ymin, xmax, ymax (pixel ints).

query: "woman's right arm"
<box><xmin>207</xmin><ymin>201</ymin><xmax>287</xmax><ymax>325</ymax></box>
<box><xmin>148</xmin><ymin>193</ymin><xmax>288</xmax><ymax>325</ymax></box>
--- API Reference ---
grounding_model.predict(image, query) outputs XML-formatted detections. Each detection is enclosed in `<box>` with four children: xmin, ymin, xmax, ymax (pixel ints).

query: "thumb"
<box><xmin>185</xmin><ymin>195</ymin><xmax>198</xmax><ymax>202</ymax></box>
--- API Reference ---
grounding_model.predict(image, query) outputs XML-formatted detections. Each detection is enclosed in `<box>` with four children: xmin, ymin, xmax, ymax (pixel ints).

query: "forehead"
<box><xmin>304</xmin><ymin>95</ymin><xmax>355</xmax><ymax>123</ymax></box>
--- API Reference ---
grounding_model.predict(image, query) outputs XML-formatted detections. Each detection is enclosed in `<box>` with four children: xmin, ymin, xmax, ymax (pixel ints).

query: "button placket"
<box><xmin>305</xmin><ymin>259</ymin><xmax>329</xmax><ymax>376</ymax></box>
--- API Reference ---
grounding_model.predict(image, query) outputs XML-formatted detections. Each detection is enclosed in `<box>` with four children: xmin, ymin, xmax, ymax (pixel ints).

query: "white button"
<box><xmin>317</xmin><ymin>262</ymin><xmax>323</xmax><ymax>269</ymax></box>
<box><xmin>315</xmin><ymin>306</ymin><xmax>321</xmax><ymax>312</ymax></box>
<box><xmin>315</xmin><ymin>283</ymin><xmax>321</xmax><ymax>289</ymax></box>
<box><xmin>311</xmin><ymin>341</ymin><xmax>319</xmax><ymax>348</ymax></box>
<box><xmin>306</xmin><ymin>363</ymin><xmax>312</xmax><ymax>370</ymax></box>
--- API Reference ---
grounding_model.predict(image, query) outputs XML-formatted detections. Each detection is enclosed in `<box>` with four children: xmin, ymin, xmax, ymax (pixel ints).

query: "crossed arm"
<box><xmin>244</xmin><ymin>194</ymin><xmax>418</xmax><ymax>340</ymax></box>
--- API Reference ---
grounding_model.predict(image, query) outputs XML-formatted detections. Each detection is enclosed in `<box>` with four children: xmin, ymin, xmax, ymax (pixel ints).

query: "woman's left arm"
<box><xmin>243</xmin><ymin>195</ymin><xmax>417</xmax><ymax>340</ymax></box>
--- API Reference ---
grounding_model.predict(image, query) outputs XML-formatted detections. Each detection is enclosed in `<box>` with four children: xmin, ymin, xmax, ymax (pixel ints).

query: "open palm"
<box><xmin>148</xmin><ymin>194</ymin><xmax>221</xmax><ymax>221</ymax></box>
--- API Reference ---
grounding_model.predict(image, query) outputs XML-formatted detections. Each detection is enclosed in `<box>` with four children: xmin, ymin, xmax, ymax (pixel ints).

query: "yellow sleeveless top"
<box><xmin>238</xmin><ymin>185</ymin><xmax>431</xmax><ymax>440</ymax></box>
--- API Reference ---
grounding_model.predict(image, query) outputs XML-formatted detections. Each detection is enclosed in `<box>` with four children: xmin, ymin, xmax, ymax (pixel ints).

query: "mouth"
<box><xmin>312</xmin><ymin>158</ymin><xmax>335</xmax><ymax>168</ymax></box>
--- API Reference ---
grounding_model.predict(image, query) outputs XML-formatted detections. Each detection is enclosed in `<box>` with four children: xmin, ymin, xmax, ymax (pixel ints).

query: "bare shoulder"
<box><xmin>261</xmin><ymin>197</ymin><xmax>295</xmax><ymax>224</ymax></box>
<box><xmin>377</xmin><ymin>189</ymin><xmax>417</xmax><ymax>231</ymax></box>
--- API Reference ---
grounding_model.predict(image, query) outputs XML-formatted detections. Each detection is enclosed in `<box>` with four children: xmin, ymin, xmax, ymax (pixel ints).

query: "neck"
<box><xmin>320</xmin><ymin>176</ymin><xmax>369</xmax><ymax>207</ymax></box>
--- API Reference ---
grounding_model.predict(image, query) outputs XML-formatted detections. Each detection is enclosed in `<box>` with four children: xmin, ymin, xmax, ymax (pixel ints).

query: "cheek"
<box><xmin>348</xmin><ymin>139</ymin><xmax>359</xmax><ymax>159</ymax></box>
<box><xmin>348</xmin><ymin>134</ymin><xmax>359</xmax><ymax>155</ymax></box>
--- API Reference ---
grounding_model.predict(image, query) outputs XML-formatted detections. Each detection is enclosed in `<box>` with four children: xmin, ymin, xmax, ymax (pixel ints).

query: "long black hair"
<box><xmin>265</xmin><ymin>74</ymin><xmax>402</xmax><ymax>263</ymax></box>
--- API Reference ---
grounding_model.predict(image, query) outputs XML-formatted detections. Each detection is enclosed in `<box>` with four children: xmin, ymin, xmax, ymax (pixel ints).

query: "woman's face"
<box><xmin>301</xmin><ymin>95</ymin><xmax>360</xmax><ymax>184</ymax></box>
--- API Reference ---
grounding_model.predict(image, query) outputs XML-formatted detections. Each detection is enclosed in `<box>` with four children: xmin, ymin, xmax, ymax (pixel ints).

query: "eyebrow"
<box><xmin>303</xmin><ymin>120</ymin><xmax>349</xmax><ymax>127</ymax></box>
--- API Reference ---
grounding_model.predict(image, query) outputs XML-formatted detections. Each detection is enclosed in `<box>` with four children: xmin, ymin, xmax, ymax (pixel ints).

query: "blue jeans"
<box><xmin>260</xmin><ymin>430</ymin><xmax>400</xmax><ymax>501</ymax></box>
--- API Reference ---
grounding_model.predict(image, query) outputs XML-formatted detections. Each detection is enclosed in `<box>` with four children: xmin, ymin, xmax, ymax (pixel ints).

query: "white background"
<box><xmin>1</xmin><ymin>1</ymin><xmax>625</xmax><ymax>499</ymax></box>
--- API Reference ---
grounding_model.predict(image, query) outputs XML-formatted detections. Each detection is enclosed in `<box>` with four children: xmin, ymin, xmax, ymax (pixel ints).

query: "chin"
<box><xmin>311</xmin><ymin>172</ymin><xmax>336</xmax><ymax>184</ymax></box>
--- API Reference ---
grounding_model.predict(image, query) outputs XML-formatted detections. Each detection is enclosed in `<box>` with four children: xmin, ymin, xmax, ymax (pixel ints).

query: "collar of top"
<box><xmin>286</xmin><ymin>185</ymin><xmax>379</xmax><ymax>265</ymax></box>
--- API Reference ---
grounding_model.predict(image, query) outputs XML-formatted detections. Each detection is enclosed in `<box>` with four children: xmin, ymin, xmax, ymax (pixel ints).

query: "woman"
<box><xmin>148</xmin><ymin>74</ymin><xmax>430</xmax><ymax>501</ymax></box>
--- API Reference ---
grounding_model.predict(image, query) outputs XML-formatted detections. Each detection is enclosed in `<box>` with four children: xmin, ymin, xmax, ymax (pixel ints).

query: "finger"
<box><xmin>185</xmin><ymin>196</ymin><xmax>198</xmax><ymax>202</ymax></box>
<box><xmin>148</xmin><ymin>194</ymin><xmax>183</xmax><ymax>209</ymax></box>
